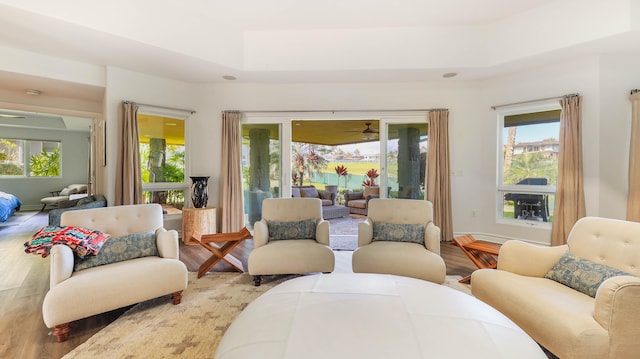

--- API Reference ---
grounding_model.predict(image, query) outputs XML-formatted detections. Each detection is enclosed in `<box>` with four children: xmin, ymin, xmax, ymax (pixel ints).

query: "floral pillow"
<box><xmin>268</xmin><ymin>219</ymin><xmax>316</xmax><ymax>240</ymax></box>
<box><xmin>24</xmin><ymin>226</ymin><xmax>110</xmax><ymax>258</ymax></box>
<box><xmin>372</xmin><ymin>222</ymin><xmax>425</xmax><ymax>245</ymax></box>
<box><xmin>545</xmin><ymin>251</ymin><xmax>632</xmax><ymax>297</ymax></box>
<box><xmin>74</xmin><ymin>231</ymin><xmax>158</xmax><ymax>271</ymax></box>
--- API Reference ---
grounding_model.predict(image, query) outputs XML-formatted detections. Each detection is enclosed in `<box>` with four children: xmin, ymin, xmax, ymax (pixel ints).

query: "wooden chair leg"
<box><xmin>171</xmin><ymin>290</ymin><xmax>183</xmax><ymax>305</ymax></box>
<box><xmin>53</xmin><ymin>323</ymin><xmax>70</xmax><ymax>342</ymax></box>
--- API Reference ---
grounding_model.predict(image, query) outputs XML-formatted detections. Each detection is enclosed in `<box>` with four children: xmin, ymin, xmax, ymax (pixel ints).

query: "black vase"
<box><xmin>190</xmin><ymin>176</ymin><xmax>209</xmax><ymax>208</ymax></box>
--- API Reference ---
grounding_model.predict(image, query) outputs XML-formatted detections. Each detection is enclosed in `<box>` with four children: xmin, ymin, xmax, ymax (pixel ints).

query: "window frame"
<box><xmin>496</xmin><ymin>101</ymin><xmax>560</xmax><ymax>226</ymax></box>
<box><xmin>0</xmin><ymin>138</ymin><xmax>62</xmax><ymax>178</ymax></box>
<box><xmin>137</xmin><ymin>107</ymin><xmax>191</xmax><ymax>214</ymax></box>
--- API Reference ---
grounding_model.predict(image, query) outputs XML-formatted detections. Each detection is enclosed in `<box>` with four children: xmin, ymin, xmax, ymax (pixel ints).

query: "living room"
<box><xmin>1</xmin><ymin>1</ymin><xmax>640</xmax><ymax>358</ymax></box>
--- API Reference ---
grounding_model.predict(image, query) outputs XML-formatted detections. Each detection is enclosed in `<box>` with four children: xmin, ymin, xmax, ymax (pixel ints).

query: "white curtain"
<box><xmin>219</xmin><ymin>111</ymin><xmax>245</xmax><ymax>232</ymax></box>
<box><xmin>551</xmin><ymin>95</ymin><xmax>586</xmax><ymax>246</ymax></box>
<box><xmin>627</xmin><ymin>90</ymin><xmax>640</xmax><ymax>221</ymax></box>
<box><xmin>115</xmin><ymin>102</ymin><xmax>142</xmax><ymax>205</ymax></box>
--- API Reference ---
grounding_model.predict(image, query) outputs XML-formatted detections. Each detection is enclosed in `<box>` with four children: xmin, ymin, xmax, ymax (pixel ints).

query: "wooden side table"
<box><xmin>182</xmin><ymin>207</ymin><xmax>216</xmax><ymax>245</ymax></box>
<box><xmin>452</xmin><ymin>234</ymin><xmax>501</xmax><ymax>284</ymax></box>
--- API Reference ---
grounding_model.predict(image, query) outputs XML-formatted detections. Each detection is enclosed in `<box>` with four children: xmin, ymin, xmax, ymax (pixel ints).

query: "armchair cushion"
<box><xmin>372</xmin><ymin>222</ymin><xmax>425</xmax><ymax>245</ymax></box>
<box><xmin>74</xmin><ymin>231</ymin><xmax>158</xmax><ymax>271</ymax></box>
<box><xmin>268</xmin><ymin>219</ymin><xmax>317</xmax><ymax>240</ymax></box>
<box><xmin>363</xmin><ymin>186</ymin><xmax>379</xmax><ymax>198</ymax></box>
<box><xmin>545</xmin><ymin>251</ymin><xmax>631</xmax><ymax>297</ymax></box>
<box><xmin>299</xmin><ymin>187</ymin><xmax>320</xmax><ymax>198</ymax></box>
<box><xmin>59</xmin><ymin>188</ymin><xmax>77</xmax><ymax>196</ymax></box>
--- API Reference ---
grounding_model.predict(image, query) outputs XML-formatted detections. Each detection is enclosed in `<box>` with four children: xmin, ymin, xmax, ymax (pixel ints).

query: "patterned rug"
<box><xmin>64</xmin><ymin>272</ymin><xmax>470</xmax><ymax>358</ymax></box>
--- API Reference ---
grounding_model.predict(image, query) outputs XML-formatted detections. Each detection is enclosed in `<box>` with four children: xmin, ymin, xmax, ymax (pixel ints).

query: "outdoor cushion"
<box><xmin>300</xmin><ymin>187</ymin><xmax>320</xmax><ymax>198</ymax></box>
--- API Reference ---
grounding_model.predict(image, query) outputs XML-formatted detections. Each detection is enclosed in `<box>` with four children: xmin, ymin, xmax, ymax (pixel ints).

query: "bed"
<box><xmin>0</xmin><ymin>191</ymin><xmax>22</xmax><ymax>222</ymax></box>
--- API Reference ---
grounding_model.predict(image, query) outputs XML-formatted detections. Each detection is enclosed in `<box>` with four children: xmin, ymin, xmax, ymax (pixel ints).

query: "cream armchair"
<box><xmin>352</xmin><ymin>198</ymin><xmax>446</xmax><ymax>284</ymax></box>
<box><xmin>471</xmin><ymin>217</ymin><xmax>640</xmax><ymax>359</ymax></box>
<box><xmin>42</xmin><ymin>204</ymin><xmax>188</xmax><ymax>342</ymax></box>
<box><xmin>248</xmin><ymin>198</ymin><xmax>335</xmax><ymax>286</ymax></box>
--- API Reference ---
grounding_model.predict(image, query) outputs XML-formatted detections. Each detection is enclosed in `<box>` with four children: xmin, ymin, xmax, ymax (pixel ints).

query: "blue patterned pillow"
<box><xmin>268</xmin><ymin>219</ymin><xmax>316</xmax><ymax>240</ymax></box>
<box><xmin>545</xmin><ymin>251</ymin><xmax>632</xmax><ymax>297</ymax></box>
<box><xmin>74</xmin><ymin>231</ymin><xmax>158</xmax><ymax>271</ymax></box>
<box><xmin>372</xmin><ymin>222</ymin><xmax>425</xmax><ymax>245</ymax></box>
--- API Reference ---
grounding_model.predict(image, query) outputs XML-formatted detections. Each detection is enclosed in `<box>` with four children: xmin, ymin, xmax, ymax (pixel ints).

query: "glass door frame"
<box><xmin>242</xmin><ymin>111</ymin><xmax>429</xmax><ymax>201</ymax></box>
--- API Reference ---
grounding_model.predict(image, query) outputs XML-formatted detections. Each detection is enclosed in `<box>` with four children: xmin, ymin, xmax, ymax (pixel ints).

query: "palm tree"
<box><xmin>292</xmin><ymin>143</ymin><xmax>328</xmax><ymax>185</ymax></box>
<box><xmin>504</xmin><ymin>152</ymin><xmax>557</xmax><ymax>185</ymax></box>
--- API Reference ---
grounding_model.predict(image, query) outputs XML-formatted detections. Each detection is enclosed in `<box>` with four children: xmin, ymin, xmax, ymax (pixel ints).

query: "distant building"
<box><xmin>513</xmin><ymin>140</ymin><xmax>559</xmax><ymax>159</ymax></box>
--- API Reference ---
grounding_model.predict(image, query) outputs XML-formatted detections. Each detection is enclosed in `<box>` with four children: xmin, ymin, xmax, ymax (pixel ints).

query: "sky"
<box><xmin>505</xmin><ymin>123</ymin><xmax>560</xmax><ymax>143</ymax></box>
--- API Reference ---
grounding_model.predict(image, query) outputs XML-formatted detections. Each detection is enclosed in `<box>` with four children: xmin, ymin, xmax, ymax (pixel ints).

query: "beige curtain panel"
<box><xmin>115</xmin><ymin>102</ymin><xmax>143</xmax><ymax>205</ymax></box>
<box><xmin>426</xmin><ymin>109</ymin><xmax>454</xmax><ymax>242</ymax></box>
<box><xmin>219</xmin><ymin>111</ymin><xmax>245</xmax><ymax>232</ymax></box>
<box><xmin>627</xmin><ymin>90</ymin><xmax>640</xmax><ymax>222</ymax></box>
<box><xmin>551</xmin><ymin>95</ymin><xmax>586</xmax><ymax>246</ymax></box>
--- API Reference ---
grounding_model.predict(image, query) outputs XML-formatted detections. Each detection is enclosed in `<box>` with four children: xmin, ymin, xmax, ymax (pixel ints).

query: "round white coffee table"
<box><xmin>215</xmin><ymin>273</ymin><xmax>546</xmax><ymax>359</ymax></box>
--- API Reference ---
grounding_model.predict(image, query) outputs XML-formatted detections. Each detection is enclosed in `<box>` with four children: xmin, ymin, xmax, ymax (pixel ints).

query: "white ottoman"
<box><xmin>215</xmin><ymin>273</ymin><xmax>547</xmax><ymax>359</ymax></box>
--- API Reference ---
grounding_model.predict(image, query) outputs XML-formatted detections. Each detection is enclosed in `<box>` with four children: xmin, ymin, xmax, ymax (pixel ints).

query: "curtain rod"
<box><xmin>236</xmin><ymin>108</ymin><xmax>447</xmax><ymax>114</ymax></box>
<box><xmin>122</xmin><ymin>100</ymin><xmax>196</xmax><ymax>114</ymax></box>
<box><xmin>491</xmin><ymin>94</ymin><xmax>579</xmax><ymax>110</ymax></box>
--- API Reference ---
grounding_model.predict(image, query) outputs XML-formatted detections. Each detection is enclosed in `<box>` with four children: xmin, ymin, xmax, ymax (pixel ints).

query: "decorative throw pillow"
<box><xmin>59</xmin><ymin>188</ymin><xmax>75</xmax><ymax>196</ymax></box>
<box><xmin>74</xmin><ymin>231</ymin><xmax>158</xmax><ymax>271</ymax></box>
<box><xmin>372</xmin><ymin>222</ymin><xmax>425</xmax><ymax>245</ymax></box>
<box><xmin>319</xmin><ymin>191</ymin><xmax>333</xmax><ymax>200</ymax></box>
<box><xmin>268</xmin><ymin>219</ymin><xmax>316</xmax><ymax>240</ymax></box>
<box><xmin>363</xmin><ymin>186</ymin><xmax>379</xmax><ymax>198</ymax></box>
<box><xmin>291</xmin><ymin>188</ymin><xmax>301</xmax><ymax>197</ymax></box>
<box><xmin>545</xmin><ymin>251</ymin><xmax>632</xmax><ymax>297</ymax></box>
<box><xmin>24</xmin><ymin>226</ymin><xmax>110</xmax><ymax>258</ymax></box>
<box><xmin>300</xmin><ymin>187</ymin><xmax>319</xmax><ymax>198</ymax></box>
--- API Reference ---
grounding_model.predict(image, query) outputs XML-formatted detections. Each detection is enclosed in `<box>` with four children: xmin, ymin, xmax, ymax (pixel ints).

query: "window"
<box><xmin>0</xmin><ymin>138</ymin><xmax>61</xmax><ymax>177</ymax></box>
<box><xmin>137</xmin><ymin>112</ymin><xmax>187</xmax><ymax>213</ymax></box>
<box><xmin>498</xmin><ymin>105</ymin><xmax>560</xmax><ymax>224</ymax></box>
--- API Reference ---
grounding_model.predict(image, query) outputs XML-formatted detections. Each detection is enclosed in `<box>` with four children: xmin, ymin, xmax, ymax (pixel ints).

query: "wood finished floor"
<box><xmin>0</xmin><ymin>212</ymin><xmax>477</xmax><ymax>359</ymax></box>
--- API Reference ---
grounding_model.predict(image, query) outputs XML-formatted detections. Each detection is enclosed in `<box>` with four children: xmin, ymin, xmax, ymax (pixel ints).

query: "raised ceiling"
<box><xmin>0</xmin><ymin>0</ymin><xmax>638</xmax><ymax>84</ymax></box>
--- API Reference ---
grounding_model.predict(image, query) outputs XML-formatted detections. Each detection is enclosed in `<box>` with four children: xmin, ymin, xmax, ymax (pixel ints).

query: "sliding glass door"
<box><xmin>241</xmin><ymin>122</ymin><xmax>283</xmax><ymax>227</ymax></box>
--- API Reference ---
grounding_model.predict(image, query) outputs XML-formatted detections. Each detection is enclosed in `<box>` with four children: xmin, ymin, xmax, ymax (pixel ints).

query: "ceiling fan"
<box><xmin>345</xmin><ymin>122</ymin><xmax>379</xmax><ymax>139</ymax></box>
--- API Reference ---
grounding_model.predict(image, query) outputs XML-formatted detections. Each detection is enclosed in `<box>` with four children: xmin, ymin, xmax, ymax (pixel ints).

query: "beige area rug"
<box><xmin>64</xmin><ymin>272</ymin><xmax>470</xmax><ymax>358</ymax></box>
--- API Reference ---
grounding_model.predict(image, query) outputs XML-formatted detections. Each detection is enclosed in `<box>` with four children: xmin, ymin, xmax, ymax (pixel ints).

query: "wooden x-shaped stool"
<box><xmin>452</xmin><ymin>234</ymin><xmax>501</xmax><ymax>284</ymax></box>
<box><xmin>191</xmin><ymin>227</ymin><xmax>253</xmax><ymax>278</ymax></box>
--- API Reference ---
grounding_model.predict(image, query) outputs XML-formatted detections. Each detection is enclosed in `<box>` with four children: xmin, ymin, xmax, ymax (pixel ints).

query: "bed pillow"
<box><xmin>268</xmin><ymin>219</ymin><xmax>316</xmax><ymax>240</ymax></box>
<box><xmin>24</xmin><ymin>226</ymin><xmax>110</xmax><ymax>258</ymax></box>
<box><xmin>74</xmin><ymin>231</ymin><xmax>158</xmax><ymax>271</ymax></box>
<box><xmin>545</xmin><ymin>251</ymin><xmax>632</xmax><ymax>297</ymax></box>
<box><xmin>372</xmin><ymin>222</ymin><xmax>425</xmax><ymax>245</ymax></box>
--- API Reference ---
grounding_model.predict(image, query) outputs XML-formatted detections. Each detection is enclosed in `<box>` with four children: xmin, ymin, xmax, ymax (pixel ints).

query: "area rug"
<box><xmin>0</xmin><ymin>211</ymin><xmax>37</xmax><ymax>227</ymax></box>
<box><xmin>64</xmin><ymin>272</ymin><xmax>470</xmax><ymax>358</ymax></box>
<box><xmin>330</xmin><ymin>234</ymin><xmax>357</xmax><ymax>250</ymax></box>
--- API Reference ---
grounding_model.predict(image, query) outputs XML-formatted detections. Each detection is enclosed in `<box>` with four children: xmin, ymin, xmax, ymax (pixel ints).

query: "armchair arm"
<box><xmin>49</xmin><ymin>245</ymin><xmax>74</xmax><ymax>288</ymax></box>
<box><xmin>316</xmin><ymin>219</ymin><xmax>330</xmax><ymax>245</ymax></box>
<box><xmin>497</xmin><ymin>241</ymin><xmax>568</xmax><ymax>277</ymax></box>
<box><xmin>594</xmin><ymin>275</ymin><xmax>640</xmax><ymax>358</ymax></box>
<box><xmin>424</xmin><ymin>222</ymin><xmax>441</xmax><ymax>255</ymax></box>
<box><xmin>253</xmin><ymin>220</ymin><xmax>269</xmax><ymax>248</ymax></box>
<box><xmin>156</xmin><ymin>228</ymin><xmax>179</xmax><ymax>259</ymax></box>
<box><xmin>357</xmin><ymin>218</ymin><xmax>374</xmax><ymax>247</ymax></box>
<box><xmin>365</xmin><ymin>194</ymin><xmax>379</xmax><ymax>204</ymax></box>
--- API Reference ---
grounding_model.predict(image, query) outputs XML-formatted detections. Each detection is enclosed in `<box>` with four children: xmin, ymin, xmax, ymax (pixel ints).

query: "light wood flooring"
<box><xmin>0</xmin><ymin>212</ymin><xmax>477</xmax><ymax>359</ymax></box>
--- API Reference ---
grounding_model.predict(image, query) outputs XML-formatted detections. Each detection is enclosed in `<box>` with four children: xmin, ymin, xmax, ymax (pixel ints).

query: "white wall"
<box><xmin>3</xmin><ymin>52</ymin><xmax>639</xmax><ymax>245</ymax></box>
